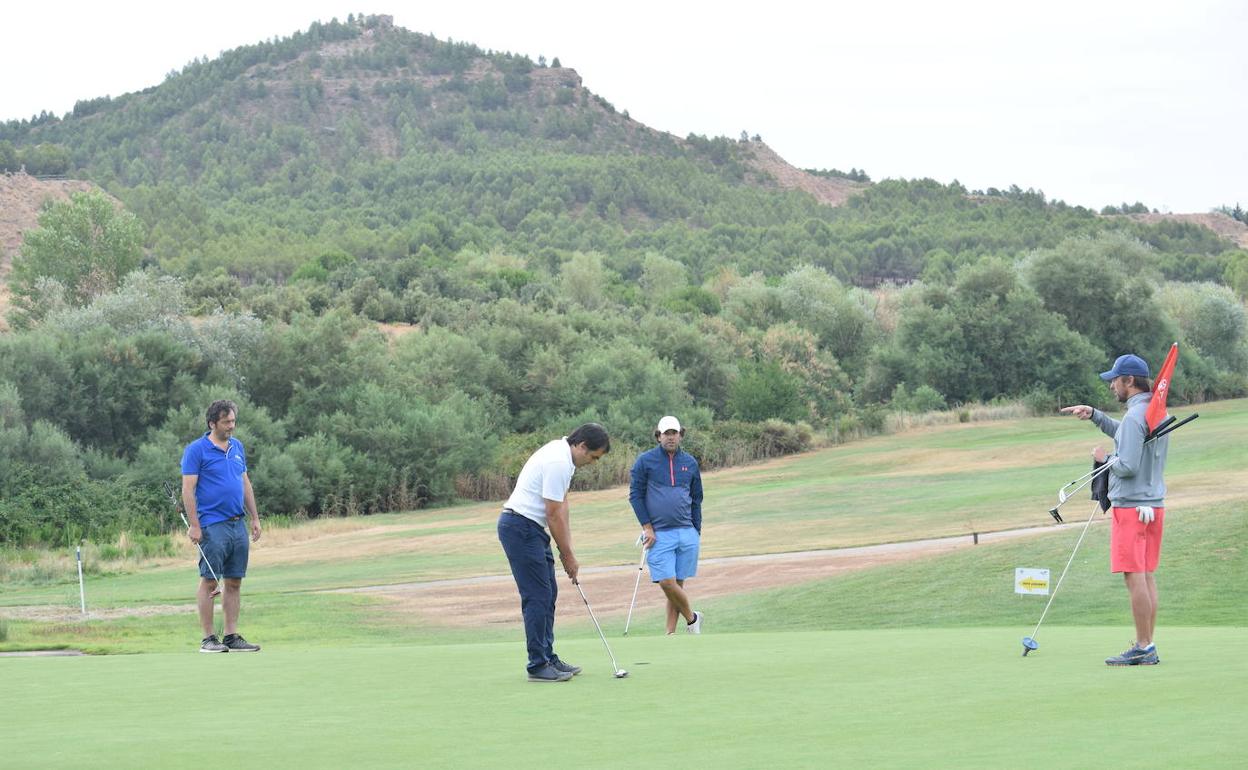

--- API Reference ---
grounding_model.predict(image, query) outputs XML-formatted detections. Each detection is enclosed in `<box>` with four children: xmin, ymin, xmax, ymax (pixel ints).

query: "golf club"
<box><xmin>1023</xmin><ymin>500</ymin><xmax>1102</xmax><ymax>656</ymax></box>
<box><xmin>1052</xmin><ymin>415</ymin><xmax>1176</xmax><ymax>506</ymax></box>
<box><xmin>164</xmin><ymin>481</ymin><xmax>222</xmax><ymax>596</ymax></box>
<box><xmin>1048</xmin><ymin>413</ymin><xmax>1197</xmax><ymax>523</ymax></box>
<box><xmin>573</xmin><ymin>580</ymin><xmax>628</xmax><ymax>678</ymax></box>
<box><xmin>623</xmin><ymin>533</ymin><xmax>647</xmax><ymax>636</ymax></box>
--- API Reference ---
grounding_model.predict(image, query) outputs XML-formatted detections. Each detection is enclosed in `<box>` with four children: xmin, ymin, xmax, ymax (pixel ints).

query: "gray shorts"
<box><xmin>199</xmin><ymin>518</ymin><xmax>249</xmax><ymax>580</ymax></box>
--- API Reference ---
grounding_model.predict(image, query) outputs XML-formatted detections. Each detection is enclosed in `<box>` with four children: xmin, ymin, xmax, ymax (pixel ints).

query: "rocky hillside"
<box><xmin>741</xmin><ymin>140</ymin><xmax>867</xmax><ymax>206</ymax></box>
<box><xmin>1124</xmin><ymin>211</ymin><xmax>1248</xmax><ymax>249</ymax></box>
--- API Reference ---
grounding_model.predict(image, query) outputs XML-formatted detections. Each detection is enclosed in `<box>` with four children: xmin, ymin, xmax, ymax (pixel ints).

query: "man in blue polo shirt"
<box><xmin>631</xmin><ymin>415</ymin><xmax>703</xmax><ymax>635</ymax></box>
<box><xmin>181</xmin><ymin>399</ymin><xmax>262</xmax><ymax>653</ymax></box>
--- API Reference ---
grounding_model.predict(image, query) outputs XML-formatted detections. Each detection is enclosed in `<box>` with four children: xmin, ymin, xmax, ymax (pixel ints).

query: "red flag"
<box><xmin>1145</xmin><ymin>342</ymin><xmax>1178</xmax><ymax>432</ymax></box>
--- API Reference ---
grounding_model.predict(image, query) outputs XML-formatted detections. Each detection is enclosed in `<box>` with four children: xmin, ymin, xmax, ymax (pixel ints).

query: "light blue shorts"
<box><xmin>648</xmin><ymin>527</ymin><xmax>699</xmax><ymax>582</ymax></box>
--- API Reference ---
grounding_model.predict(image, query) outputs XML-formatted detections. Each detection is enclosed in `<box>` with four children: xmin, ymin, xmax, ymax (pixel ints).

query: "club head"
<box><xmin>1022</xmin><ymin>636</ymin><xmax>1039</xmax><ymax>656</ymax></box>
<box><xmin>1048</xmin><ymin>507</ymin><xmax>1064</xmax><ymax>524</ymax></box>
<box><xmin>613</xmin><ymin>669</ymin><xmax>629</xmax><ymax>678</ymax></box>
<box><xmin>210</xmin><ymin>588</ymin><xmax>222</xmax><ymax>597</ymax></box>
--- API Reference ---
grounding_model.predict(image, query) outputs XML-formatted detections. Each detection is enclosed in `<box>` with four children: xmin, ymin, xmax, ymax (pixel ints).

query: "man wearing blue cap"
<box><xmin>1060</xmin><ymin>354</ymin><xmax>1169</xmax><ymax>666</ymax></box>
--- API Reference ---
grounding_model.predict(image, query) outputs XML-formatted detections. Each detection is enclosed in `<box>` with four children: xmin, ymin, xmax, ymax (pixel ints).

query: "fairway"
<box><xmin>2</xmin><ymin>403</ymin><xmax>1246</xmax><ymax>767</ymax></box>
<box><xmin>2</xmin><ymin>627</ymin><xmax>1244</xmax><ymax>768</ymax></box>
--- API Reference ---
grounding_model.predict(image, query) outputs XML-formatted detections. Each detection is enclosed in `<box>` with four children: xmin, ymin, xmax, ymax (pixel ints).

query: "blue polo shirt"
<box><xmin>180</xmin><ymin>433</ymin><xmax>248</xmax><ymax>526</ymax></box>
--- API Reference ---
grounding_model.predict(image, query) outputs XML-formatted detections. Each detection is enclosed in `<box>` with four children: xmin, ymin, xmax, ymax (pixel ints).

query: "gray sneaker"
<box><xmin>1105</xmin><ymin>644</ymin><xmax>1158</xmax><ymax>666</ymax></box>
<box><xmin>199</xmin><ymin>635</ymin><xmax>228</xmax><ymax>653</ymax></box>
<box><xmin>551</xmin><ymin>658</ymin><xmax>582</xmax><ymax>676</ymax></box>
<box><xmin>222</xmin><ymin>633</ymin><xmax>261</xmax><ymax>652</ymax></box>
<box><xmin>527</xmin><ymin>662</ymin><xmax>573</xmax><ymax>682</ymax></box>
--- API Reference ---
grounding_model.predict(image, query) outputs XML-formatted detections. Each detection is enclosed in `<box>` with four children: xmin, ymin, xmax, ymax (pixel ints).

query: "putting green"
<box><xmin>2</xmin><ymin>627</ymin><xmax>1244</xmax><ymax>768</ymax></box>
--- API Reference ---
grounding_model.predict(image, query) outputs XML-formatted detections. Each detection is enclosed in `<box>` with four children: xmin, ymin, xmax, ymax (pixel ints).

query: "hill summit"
<box><xmin>1</xmin><ymin>13</ymin><xmax>1241</xmax><ymax>291</ymax></box>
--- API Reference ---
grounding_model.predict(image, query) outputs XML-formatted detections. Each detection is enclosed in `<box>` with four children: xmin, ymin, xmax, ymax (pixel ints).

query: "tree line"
<box><xmin>2</xmin><ymin>191</ymin><xmax>1245</xmax><ymax>546</ymax></box>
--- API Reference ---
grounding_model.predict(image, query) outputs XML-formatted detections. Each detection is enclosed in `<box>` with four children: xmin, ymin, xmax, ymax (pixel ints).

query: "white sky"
<box><xmin>3</xmin><ymin>1</ymin><xmax>1245</xmax><ymax>213</ymax></box>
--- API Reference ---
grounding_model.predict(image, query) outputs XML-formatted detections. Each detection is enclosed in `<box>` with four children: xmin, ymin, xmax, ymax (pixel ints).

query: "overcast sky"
<box><xmin>3</xmin><ymin>1</ymin><xmax>1244</xmax><ymax>213</ymax></box>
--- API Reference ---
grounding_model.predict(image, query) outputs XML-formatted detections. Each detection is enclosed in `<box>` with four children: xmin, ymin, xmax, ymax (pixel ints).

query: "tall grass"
<box><xmin>884</xmin><ymin>401</ymin><xmax>1031</xmax><ymax>432</ymax></box>
<box><xmin>0</xmin><ymin>531</ymin><xmax>178</xmax><ymax>586</ymax></box>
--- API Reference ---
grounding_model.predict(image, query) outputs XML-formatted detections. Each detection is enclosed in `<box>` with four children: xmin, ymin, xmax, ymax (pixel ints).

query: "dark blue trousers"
<box><xmin>498</xmin><ymin>512</ymin><xmax>557</xmax><ymax>672</ymax></box>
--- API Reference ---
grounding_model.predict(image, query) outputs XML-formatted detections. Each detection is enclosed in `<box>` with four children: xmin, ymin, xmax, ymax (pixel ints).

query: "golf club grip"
<box><xmin>1148</xmin><ymin>414</ymin><xmax>1177</xmax><ymax>437</ymax></box>
<box><xmin>1146</xmin><ymin>412</ymin><xmax>1198</xmax><ymax>442</ymax></box>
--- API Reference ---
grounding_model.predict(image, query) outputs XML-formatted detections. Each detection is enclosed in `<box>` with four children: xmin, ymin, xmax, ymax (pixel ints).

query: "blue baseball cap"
<box><xmin>1100</xmin><ymin>353</ymin><xmax>1150</xmax><ymax>381</ymax></box>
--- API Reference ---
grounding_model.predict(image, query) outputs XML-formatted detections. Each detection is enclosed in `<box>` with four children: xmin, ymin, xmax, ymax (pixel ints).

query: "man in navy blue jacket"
<box><xmin>630</xmin><ymin>416</ymin><xmax>704</xmax><ymax>634</ymax></box>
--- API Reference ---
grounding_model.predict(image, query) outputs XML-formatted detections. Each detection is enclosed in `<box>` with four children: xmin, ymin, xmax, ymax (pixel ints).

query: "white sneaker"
<box><xmin>686</xmin><ymin>611</ymin><xmax>702</xmax><ymax>634</ymax></box>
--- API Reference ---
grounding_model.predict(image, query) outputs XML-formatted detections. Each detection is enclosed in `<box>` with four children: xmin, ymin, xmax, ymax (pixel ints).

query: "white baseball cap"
<box><xmin>656</xmin><ymin>416</ymin><xmax>682</xmax><ymax>433</ymax></box>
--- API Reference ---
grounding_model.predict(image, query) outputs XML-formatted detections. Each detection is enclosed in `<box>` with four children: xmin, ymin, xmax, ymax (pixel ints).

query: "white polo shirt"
<box><xmin>505</xmin><ymin>438</ymin><xmax>575</xmax><ymax>528</ymax></box>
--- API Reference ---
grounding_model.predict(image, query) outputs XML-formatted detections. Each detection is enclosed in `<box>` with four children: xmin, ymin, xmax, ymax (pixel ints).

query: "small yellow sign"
<box><xmin>1015</xmin><ymin>568</ymin><xmax>1050</xmax><ymax>595</ymax></box>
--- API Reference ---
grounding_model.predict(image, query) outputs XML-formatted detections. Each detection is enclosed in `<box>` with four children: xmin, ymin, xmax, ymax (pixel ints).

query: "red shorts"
<box><xmin>1110</xmin><ymin>506</ymin><xmax>1165</xmax><ymax>573</ymax></box>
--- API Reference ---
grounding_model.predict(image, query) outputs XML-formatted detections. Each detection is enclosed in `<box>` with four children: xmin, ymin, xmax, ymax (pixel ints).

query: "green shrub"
<box><xmin>889</xmin><ymin>383</ymin><xmax>947</xmax><ymax>413</ymax></box>
<box><xmin>0</xmin><ymin>472</ymin><xmax>167</xmax><ymax>547</ymax></box>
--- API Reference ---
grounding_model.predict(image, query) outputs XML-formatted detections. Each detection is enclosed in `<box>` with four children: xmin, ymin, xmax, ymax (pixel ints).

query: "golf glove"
<box><xmin>1137</xmin><ymin>506</ymin><xmax>1155</xmax><ymax>524</ymax></box>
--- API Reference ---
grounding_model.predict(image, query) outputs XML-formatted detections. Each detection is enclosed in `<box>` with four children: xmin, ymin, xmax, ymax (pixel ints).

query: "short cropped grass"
<box><xmin>2</xmin><ymin>628</ymin><xmax>1245</xmax><ymax>769</ymax></box>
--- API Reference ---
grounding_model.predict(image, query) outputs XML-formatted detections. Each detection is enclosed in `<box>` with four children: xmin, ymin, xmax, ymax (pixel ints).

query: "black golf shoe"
<box><xmin>222</xmin><ymin>633</ymin><xmax>261</xmax><ymax>652</ymax></box>
<box><xmin>199</xmin><ymin>635</ymin><xmax>228</xmax><ymax>653</ymax></box>
<box><xmin>551</xmin><ymin>658</ymin><xmax>582</xmax><ymax>676</ymax></box>
<box><xmin>527</xmin><ymin>663</ymin><xmax>573</xmax><ymax>682</ymax></box>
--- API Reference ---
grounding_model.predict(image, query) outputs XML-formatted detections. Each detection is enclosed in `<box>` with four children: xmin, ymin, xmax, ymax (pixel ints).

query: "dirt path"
<box><xmin>328</xmin><ymin>522</ymin><xmax>1084</xmax><ymax>628</ymax></box>
<box><xmin>0</xmin><ymin>523</ymin><xmax>1081</xmax><ymax>626</ymax></box>
<box><xmin>0</xmin><ymin>603</ymin><xmax>193</xmax><ymax>623</ymax></box>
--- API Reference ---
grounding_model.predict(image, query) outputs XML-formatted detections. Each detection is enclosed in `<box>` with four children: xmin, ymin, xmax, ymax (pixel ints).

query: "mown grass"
<box><xmin>1</xmin><ymin>399</ymin><xmax>1242</xmax><ymax>653</ymax></box>
<box><xmin>1</xmin><ymin>628</ymin><xmax>1244</xmax><ymax>769</ymax></box>
<box><xmin>649</xmin><ymin>500</ymin><xmax>1248</xmax><ymax>633</ymax></box>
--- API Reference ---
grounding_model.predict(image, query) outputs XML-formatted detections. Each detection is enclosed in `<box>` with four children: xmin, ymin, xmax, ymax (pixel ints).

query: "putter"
<box><xmin>623</xmin><ymin>534</ymin><xmax>647</xmax><ymax>636</ymax></box>
<box><xmin>1024</xmin><ymin>500</ymin><xmax>1109</xmax><ymax>656</ymax></box>
<box><xmin>574</xmin><ymin>580</ymin><xmax>628</xmax><ymax>678</ymax></box>
<box><xmin>164</xmin><ymin>481</ymin><xmax>221</xmax><ymax>596</ymax></box>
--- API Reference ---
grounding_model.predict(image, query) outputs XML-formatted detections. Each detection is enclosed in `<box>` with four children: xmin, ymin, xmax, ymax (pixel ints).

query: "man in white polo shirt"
<box><xmin>498</xmin><ymin>423</ymin><xmax>611</xmax><ymax>682</ymax></box>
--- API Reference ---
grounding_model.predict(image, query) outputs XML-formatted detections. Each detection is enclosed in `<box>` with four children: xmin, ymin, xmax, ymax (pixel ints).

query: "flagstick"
<box><xmin>76</xmin><ymin>543</ymin><xmax>87</xmax><ymax>616</ymax></box>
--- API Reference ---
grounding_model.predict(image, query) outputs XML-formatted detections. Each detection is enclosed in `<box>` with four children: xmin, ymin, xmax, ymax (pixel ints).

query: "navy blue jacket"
<box><xmin>629</xmin><ymin>446</ymin><xmax>703</xmax><ymax>533</ymax></box>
